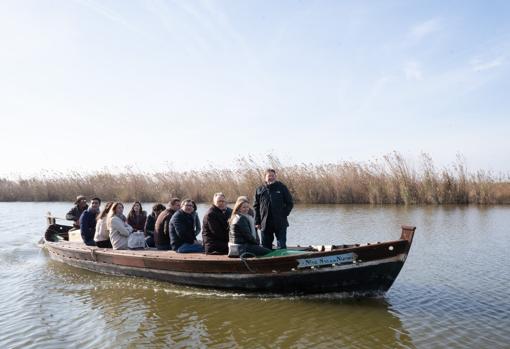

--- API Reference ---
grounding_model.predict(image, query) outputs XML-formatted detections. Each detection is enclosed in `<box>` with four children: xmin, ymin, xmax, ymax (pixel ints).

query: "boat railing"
<box><xmin>46</xmin><ymin>212</ymin><xmax>69</xmax><ymax>226</ymax></box>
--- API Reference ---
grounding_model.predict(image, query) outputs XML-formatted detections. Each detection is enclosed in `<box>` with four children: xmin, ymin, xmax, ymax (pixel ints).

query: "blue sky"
<box><xmin>1</xmin><ymin>0</ymin><xmax>509</xmax><ymax>177</ymax></box>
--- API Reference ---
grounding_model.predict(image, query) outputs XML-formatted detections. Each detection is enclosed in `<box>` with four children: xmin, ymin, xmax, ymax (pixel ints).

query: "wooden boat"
<box><xmin>41</xmin><ymin>216</ymin><xmax>415</xmax><ymax>295</ymax></box>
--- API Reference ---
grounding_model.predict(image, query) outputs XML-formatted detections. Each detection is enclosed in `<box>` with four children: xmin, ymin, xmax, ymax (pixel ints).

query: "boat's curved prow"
<box><xmin>399</xmin><ymin>225</ymin><xmax>416</xmax><ymax>258</ymax></box>
<box><xmin>400</xmin><ymin>225</ymin><xmax>416</xmax><ymax>243</ymax></box>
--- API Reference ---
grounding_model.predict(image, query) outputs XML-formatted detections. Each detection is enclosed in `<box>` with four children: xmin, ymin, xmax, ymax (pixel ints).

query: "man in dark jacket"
<box><xmin>66</xmin><ymin>195</ymin><xmax>88</xmax><ymax>229</ymax></box>
<box><xmin>202</xmin><ymin>192</ymin><xmax>232</xmax><ymax>254</ymax></box>
<box><xmin>254</xmin><ymin>169</ymin><xmax>294</xmax><ymax>249</ymax></box>
<box><xmin>169</xmin><ymin>199</ymin><xmax>204</xmax><ymax>253</ymax></box>
<box><xmin>79</xmin><ymin>197</ymin><xmax>101</xmax><ymax>246</ymax></box>
<box><xmin>154</xmin><ymin>198</ymin><xmax>180</xmax><ymax>250</ymax></box>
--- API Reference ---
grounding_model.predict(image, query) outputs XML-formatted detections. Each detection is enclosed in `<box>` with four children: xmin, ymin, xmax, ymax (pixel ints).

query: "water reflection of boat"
<box><xmin>41</xmin><ymin>216</ymin><xmax>415</xmax><ymax>295</ymax></box>
<box><xmin>44</xmin><ymin>264</ymin><xmax>416</xmax><ymax>348</ymax></box>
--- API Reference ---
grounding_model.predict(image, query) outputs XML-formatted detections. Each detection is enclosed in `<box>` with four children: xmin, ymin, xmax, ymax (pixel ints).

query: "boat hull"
<box><xmin>42</xmin><ymin>225</ymin><xmax>415</xmax><ymax>295</ymax></box>
<box><xmin>47</xmin><ymin>249</ymin><xmax>406</xmax><ymax>294</ymax></box>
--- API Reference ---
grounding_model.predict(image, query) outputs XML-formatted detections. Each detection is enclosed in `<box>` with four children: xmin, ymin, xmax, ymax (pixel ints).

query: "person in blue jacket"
<box><xmin>79</xmin><ymin>197</ymin><xmax>101</xmax><ymax>246</ymax></box>
<box><xmin>169</xmin><ymin>199</ymin><xmax>204</xmax><ymax>253</ymax></box>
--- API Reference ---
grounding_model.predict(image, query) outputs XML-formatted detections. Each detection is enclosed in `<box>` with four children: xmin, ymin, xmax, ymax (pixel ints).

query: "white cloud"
<box><xmin>471</xmin><ymin>57</ymin><xmax>504</xmax><ymax>72</ymax></box>
<box><xmin>74</xmin><ymin>0</ymin><xmax>134</xmax><ymax>29</ymax></box>
<box><xmin>409</xmin><ymin>18</ymin><xmax>441</xmax><ymax>41</ymax></box>
<box><xmin>404</xmin><ymin>61</ymin><xmax>423</xmax><ymax>80</ymax></box>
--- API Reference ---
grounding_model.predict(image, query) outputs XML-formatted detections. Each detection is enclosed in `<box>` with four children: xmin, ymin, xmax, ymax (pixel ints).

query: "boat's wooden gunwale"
<box><xmin>44</xmin><ymin>237</ymin><xmax>409</xmax><ymax>274</ymax></box>
<box><xmin>47</xmin><ymin>236</ymin><xmax>408</xmax><ymax>259</ymax></box>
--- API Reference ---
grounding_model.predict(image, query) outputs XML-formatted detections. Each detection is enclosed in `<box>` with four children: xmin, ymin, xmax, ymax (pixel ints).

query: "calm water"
<box><xmin>0</xmin><ymin>202</ymin><xmax>509</xmax><ymax>349</ymax></box>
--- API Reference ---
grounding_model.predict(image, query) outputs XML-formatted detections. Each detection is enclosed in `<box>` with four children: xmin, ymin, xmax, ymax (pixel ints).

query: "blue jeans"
<box><xmin>83</xmin><ymin>237</ymin><xmax>96</xmax><ymax>246</ymax></box>
<box><xmin>261</xmin><ymin>226</ymin><xmax>287</xmax><ymax>249</ymax></box>
<box><xmin>177</xmin><ymin>243</ymin><xmax>204</xmax><ymax>253</ymax></box>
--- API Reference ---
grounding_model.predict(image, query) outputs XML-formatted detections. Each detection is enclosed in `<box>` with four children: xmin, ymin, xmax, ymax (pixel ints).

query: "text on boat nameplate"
<box><xmin>297</xmin><ymin>253</ymin><xmax>355</xmax><ymax>268</ymax></box>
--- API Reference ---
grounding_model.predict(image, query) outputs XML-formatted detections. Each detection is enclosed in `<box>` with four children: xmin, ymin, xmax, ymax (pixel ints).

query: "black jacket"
<box><xmin>253</xmin><ymin>181</ymin><xmax>293</xmax><ymax>231</ymax></box>
<box><xmin>169</xmin><ymin>210</ymin><xmax>196</xmax><ymax>251</ymax></box>
<box><xmin>202</xmin><ymin>206</ymin><xmax>232</xmax><ymax>254</ymax></box>
<box><xmin>229</xmin><ymin>214</ymin><xmax>259</xmax><ymax>245</ymax></box>
<box><xmin>66</xmin><ymin>204</ymin><xmax>88</xmax><ymax>228</ymax></box>
<box><xmin>144</xmin><ymin>212</ymin><xmax>157</xmax><ymax>237</ymax></box>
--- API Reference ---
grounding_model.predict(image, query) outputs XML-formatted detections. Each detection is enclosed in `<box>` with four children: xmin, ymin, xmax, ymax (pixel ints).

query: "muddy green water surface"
<box><xmin>1</xmin><ymin>203</ymin><xmax>508</xmax><ymax>348</ymax></box>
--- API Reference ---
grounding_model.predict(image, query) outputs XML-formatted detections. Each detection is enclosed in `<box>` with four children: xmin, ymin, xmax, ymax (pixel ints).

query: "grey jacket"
<box><xmin>109</xmin><ymin>215</ymin><xmax>133</xmax><ymax>250</ymax></box>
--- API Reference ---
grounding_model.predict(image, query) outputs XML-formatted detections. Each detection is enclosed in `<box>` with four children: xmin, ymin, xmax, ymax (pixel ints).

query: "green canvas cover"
<box><xmin>258</xmin><ymin>249</ymin><xmax>308</xmax><ymax>258</ymax></box>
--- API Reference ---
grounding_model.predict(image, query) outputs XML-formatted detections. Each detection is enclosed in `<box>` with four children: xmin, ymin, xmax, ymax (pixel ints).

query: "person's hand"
<box><xmin>255</xmin><ymin>224</ymin><xmax>261</xmax><ymax>229</ymax></box>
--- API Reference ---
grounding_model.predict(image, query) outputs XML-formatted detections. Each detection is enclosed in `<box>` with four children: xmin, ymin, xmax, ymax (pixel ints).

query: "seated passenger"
<box><xmin>154</xmin><ymin>198</ymin><xmax>180</xmax><ymax>250</ymax></box>
<box><xmin>127</xmin><ymin>201</ymin><xmax>147</xmax><ymax>231</ymax></box>
<box><xmin>94</xmin><ymin>201</ymin><xmax>114</xmax><ymax>248</ymax></box>
<box><xmin>79</xmin><ymin>197</ymin><xmax>101</xmax><ymax>246</ymax></box>
<box><xmin>66</xmin><ymin>195</ymin><xmax>88</xmax><ymax>229</ymax></box>
<box><xmin>108</xmin><ymin>202</ymin><xmax>134</xmax><ymax>250</ymax></box>
<box><xmin>169</xmin><ymin>199</ymin><xmax>204</xmax><ymax>253</ymax></box>
<box><xmin>228</xmin><ymin>197</ymin><xmax>271</xmax><ymax>258</ymax></box>
<box><xmin>144</xmin><ymin>203</ymin><xmax>166</xmax><ymax>248</ymax></box>
<box><xmin>237</xmin><ymin>195</ymin><xmax>255</xmax><ymax>217</ymax></box>
<box><xmin>202</xmin><ymin>192</ymin><xmax>232</xmax><ymax>255</ymax></box>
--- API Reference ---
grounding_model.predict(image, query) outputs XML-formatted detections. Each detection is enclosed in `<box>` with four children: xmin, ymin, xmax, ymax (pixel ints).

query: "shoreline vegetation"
<box><xmin>1</xmin><ymin>153</ymin><xmax>509</xmax><ymax>204</ymax></box>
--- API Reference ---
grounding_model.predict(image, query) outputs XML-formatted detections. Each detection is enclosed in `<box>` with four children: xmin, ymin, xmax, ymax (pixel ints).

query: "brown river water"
<box><xmin>0</xmin><ymin>202</ymin><xmax>509</xmax><ymax>348</ymax></box>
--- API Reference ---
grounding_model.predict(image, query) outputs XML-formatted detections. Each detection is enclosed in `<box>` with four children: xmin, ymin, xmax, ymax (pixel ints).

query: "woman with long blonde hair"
<box><xmin>228</xmin><ymin>197</ymin><xmax>271</xmax><ymax>258</ymax></box>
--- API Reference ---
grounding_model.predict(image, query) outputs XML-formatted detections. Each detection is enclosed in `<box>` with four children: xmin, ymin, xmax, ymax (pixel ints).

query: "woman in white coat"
<box><xmin>94</xmin><ymin>201</ymin><xmax>114</xmax><ymax>248</ymax></box>
<box><xmin>108</xmin><ymin>202</ymin><xmax>133</xmax><ymax>250</ymax></box>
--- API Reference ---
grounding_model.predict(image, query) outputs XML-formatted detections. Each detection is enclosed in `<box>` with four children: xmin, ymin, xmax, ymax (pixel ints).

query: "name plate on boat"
<box><xmin>297</xmin><ymin>253</ymin><xmax>355</xmax><ymax>269</ymax></box>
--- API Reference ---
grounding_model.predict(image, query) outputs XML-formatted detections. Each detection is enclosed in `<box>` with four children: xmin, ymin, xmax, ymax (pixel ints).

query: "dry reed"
<box><xmin>1</xmin><ymin>153</ymin><xmax>509</xmax><ymax>204</ymax></box>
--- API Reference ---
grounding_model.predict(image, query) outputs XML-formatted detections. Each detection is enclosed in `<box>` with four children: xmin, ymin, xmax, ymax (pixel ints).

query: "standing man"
<box><xmin>254</xmin><ymin>169</ymin><xmax>293</xmax><ymax>249</ymax></box>
<box><xmin>79</xmin><ymin>197</ymin><xmax>101</xmax><ymax>246</ymax></box>
<box><xmin>66</xmin><ymin>195</ymin><xmax>88</xmax><ymax>229</ymax></box>
<box><xmin>202</xmin><ymin>192</ymin><xmax>232</xmax><ymax>255</ymax></box>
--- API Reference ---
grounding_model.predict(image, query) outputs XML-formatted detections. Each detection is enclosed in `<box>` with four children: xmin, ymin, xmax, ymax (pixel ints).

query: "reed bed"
<box><xmin>1</xmin><ymin>153</ymin><xmax>509</xmax><ymax>204</ymax></box>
